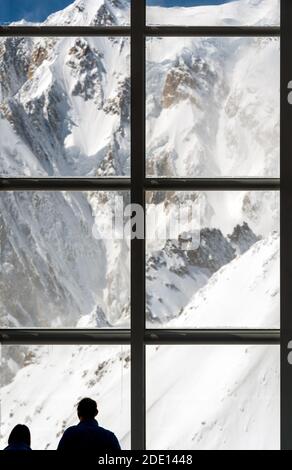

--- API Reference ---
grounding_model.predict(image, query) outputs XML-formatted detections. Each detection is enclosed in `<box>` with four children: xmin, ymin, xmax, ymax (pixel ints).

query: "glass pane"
<box><xmin>0</xmin><ymin>36</ymin><xmax>130</xmax><ymax>176</ymax></box>
<box><xmin>146</xmin><ymin>191</ymin><xmax>279</xmax><ymax>328</ymax></box>
<box><xmin>0</xmin><ymin>345</ymin><xmax>131</xmax><ymax>450</ymax></box>
<box><xmin>146</xmin><ymin>37</ymin><xmax>279</xmax><ymax>177</ymax></box>
<box><xmin>146</xmin><ymin>0</ymin><xmax>280</xmax><ymax>26</ymax></box>
<box><xmin>0</xmin><ymin>1</ymin><xmax>130</xmax><ymax>26</ymax></box>
<box><xmin>0</xmin><ymin>191</ymin><xmax>130</xmax><ymax>328</ymax></box>
<box><xmin>146</xmin><ymin>345</ymin><xmax>280</xmax><ymax>450</ymax></box>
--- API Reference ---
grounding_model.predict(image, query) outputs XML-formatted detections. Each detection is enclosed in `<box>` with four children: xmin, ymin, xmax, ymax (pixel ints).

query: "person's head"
<box><xmin>77</xmin><ymin>398</ymin><xmax>98</xmax><ymax>421</ymax></box>
<box><xmin>8</xmin><ymin>424</ymin><xmax>31</xmax><ymax>447</ymax></box>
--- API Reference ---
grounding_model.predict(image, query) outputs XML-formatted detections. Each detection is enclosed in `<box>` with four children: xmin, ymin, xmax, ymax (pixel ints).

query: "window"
<box><xmin>146</xmin><ymin>36</ymin><xmax>280</xmax><ymax>178</ymax></box>
<box><xmin>0</xmin><ymin>344</ymin><xmax>131</xmax><ymax>449</ymax></box>
<box><xmin>0</xmin><ymin>191</ymin><xmax>130</xmax><ymax>328</ymax></box>
<box><xmin>146</xmin><ymin>345</ymin><xmax>280</xmax><ymax>450</ymax></box>
<box><xmin>146</xmin><ymin>190</ymin><xmax>279</xmax><ymax>328</ymax></box>
<box><xmin>0</xmin><ymin>0</ymin><xmax>288</xmax><ymax>451</ymax></box>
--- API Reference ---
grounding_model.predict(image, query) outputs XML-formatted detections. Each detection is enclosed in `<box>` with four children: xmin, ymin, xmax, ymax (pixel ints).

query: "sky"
<box><xmin>0</xmin><ymin>0</ymin><xmax>73</xmax><ymax>23</ymax></box>
<box><xmin>0</xmin><ymin>0</ymin><xmax>234</xmax><ymax>23</ymax></box>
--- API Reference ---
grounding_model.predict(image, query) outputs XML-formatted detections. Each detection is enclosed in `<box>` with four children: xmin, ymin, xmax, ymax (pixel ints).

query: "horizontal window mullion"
<box><xmin>0</xmin><ymin>26</ymin><xmax>131</xmax><ymax>37</ymax></box>
<box><xmin>145</xmin><ymin>26</ymin><xmax>280</xmax><ymax>37</ymax></box>
<box><xmin>145</xmin><ymin>329</ymin><xmax>280</xmax><ymax>345</ymax></box>
<box><xmin>145</xmin><ymin>178</ymin><xmax>280</xmax><ymax>191</ymax></box>
<box><xmin>0</xmin><ymin>178</ymin><xmax>131</xmax><ymax>191</ymax></box>
<box><xmin>0</xmin><ymin>178</ymin><xmax>280</xmax><ymax>192</ymax></box>
<box><xmin>0</xmin><ymin>329</ymin><xmax>280</xmax><ymax>345</ymax></box>
<box><xmin>0</xmin><ymin>26</ymin><xmax>280</xmax><ymax>38</ymax></box>
<box><xmin>0</xmin><ymin>329</ymin><xmax>131</xmax><ymax>345</ymax></box>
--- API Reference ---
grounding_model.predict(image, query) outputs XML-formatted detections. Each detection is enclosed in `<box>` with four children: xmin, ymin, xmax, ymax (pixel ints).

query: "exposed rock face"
<box><xmin>93</xmin><ymin>3</ymin><xmax>115</xmax><ymax>25</ymax></box>
<box><xmin>228</xmin><ymin>222</ymin><xmax>261</xmax><ymax>255</ymax></box>
<box><xmin>162</xmin><ymin>66</ymin><xmax>198</xmax><ymax>108</ymax></box>
<box><xmin>91</xmin><ymin>0</ymin><xmax>129</xmax><ymax>25</ymax></box>
<box><xmin>146</xmin><ymin>222</ymin><xmax>263</xmax><ymax>324</ymax></box>
<box><xmin>28</xmin><ymin>43</ymin><xmax>52</xmax><ymax>79</ymax></box>
<box><xmin>0</xmin><ymin>38</ymin><xmax>32</xmax><ymax>99</ymax></box>
<box><xmin>147</xmin><ymin>226</ymin><xmax>235</xmax><ymax>323</ymax></box>
<box><xmin>162</xmin><ymin>59</ymin><xmax>216</xmax><ymax>109</ymax></box>
<box><xmin>104</xmin><ymin>76</ymin><xmax>130</xmax><ymax>120</ymax></box>
<box><xmin>67</xmin><ymin>38</ymin><xmax>105</xmax><ymax>104</ymax></box>
<box><xmin>187</xmin><ymin>228</ymin><xmax>236</xmax><ymax>273</ymax></box>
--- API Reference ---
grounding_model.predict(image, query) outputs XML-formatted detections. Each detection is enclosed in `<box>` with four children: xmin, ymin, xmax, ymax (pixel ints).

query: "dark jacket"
<box><xmin>4</xmin><ymin>443</ymin><xmax>32</xmax><ymax>451</ymax></box>
<box><xmin>57</xmin><ymin>419</ymin><xmax>121</xmax><ymax>452</ymax></box>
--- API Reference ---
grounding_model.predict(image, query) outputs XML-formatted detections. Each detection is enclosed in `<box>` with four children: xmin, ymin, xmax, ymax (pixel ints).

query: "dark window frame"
<box><xmin>0</xmin><ymin>0</ymin><xmax>286</xmax><ymax>450</ymax></box>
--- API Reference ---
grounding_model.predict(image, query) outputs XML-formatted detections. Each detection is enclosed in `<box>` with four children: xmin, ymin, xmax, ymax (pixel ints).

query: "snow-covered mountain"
<box><xmin>0</xmin><ymin>34</ymin><xmax>130</xmax><ymax>177</ymax></box>
<box><xmin>0</xmin><ymin>191</ymin><xmax>130</xmax><ymax>328</ymax></box>
<box><xmin>146</xmin><ymin>190</ymin><xmax>279</xmax><ymax>325</ymax></box>
<box><xmin>0</xmin><ymin>0</ymin><xmax>280</xmax><ymax>450</ymax></box>
<box><xmin>146</xmin><ymin>0</ymin><xmax>280</xmax><ymax>27</ymax></box>
<box><xmin>146</xmin><ymin>35</ymin><xmax>279</xmax><ymax>177</ymax></box>
<box><xmin>44</xmin><ymin>0</ymin><xmax>130</xmax><ymax>27</ymax></box>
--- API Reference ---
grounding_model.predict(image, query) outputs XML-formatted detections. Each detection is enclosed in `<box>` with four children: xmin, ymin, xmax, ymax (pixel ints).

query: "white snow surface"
<box><xmin>146</xmin><ymin>0</ymin><xmax>280</xmax><ymax>26</ymax></box>
<box><xmin>169</xmin><ymin>232</ymin><xmax>279</xmax><ymax>329</ymax></box>
<box><xmin>147</xmin><ymin>344</ymin><xmax>280</xmax><ymax>450</ymax></box>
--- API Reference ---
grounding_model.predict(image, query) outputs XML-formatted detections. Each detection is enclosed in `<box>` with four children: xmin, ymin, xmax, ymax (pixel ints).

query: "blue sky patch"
<box><xmin>0</xmin><ymin>0</ymin><xmax>73</xmax><ymax>24</ymax></box>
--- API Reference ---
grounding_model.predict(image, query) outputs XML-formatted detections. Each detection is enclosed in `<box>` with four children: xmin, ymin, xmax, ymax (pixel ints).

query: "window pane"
<box><xmin>0</xmin><ymin>36</ymin><xmax>130</xmax><ymax>176</ymax></box>
<box><xmin>146</xmin><ymin>345</ymin><xmax>280</xmax><ymax>450</ymax></box>
<box><xmin>146</xmin><ymin>0</ymin><xmax>280</xmax><ymax>26</ymax></box>
<box><xmin>0</xmin><ymin>191</ymin><xmax>130</xmax><ymax>328</ymax></box>
<box><xmin>146</xmin><ymin>191</ymin><xmax>279</xmax><ymax>328</ymax></box>
<box><xmin>0</xmin><ymin>344</ymin><xmax>131</xmax><ymax>450</ymax></box>
<box><xmin>146</xmin><ymin>36</ymin><xmax>279</xmax><ymax>177</ymax></box>
<box><xmin>0</xmin><ymin>1</ymin><xmax>130</xmax><ymax>26</ymax></box>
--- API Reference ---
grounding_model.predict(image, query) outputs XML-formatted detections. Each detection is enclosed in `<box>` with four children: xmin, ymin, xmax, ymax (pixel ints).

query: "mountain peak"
<box><xmin>44</xmin><ymin>0</ymin><xmax>130</xmax><ymax>27</ymax></box>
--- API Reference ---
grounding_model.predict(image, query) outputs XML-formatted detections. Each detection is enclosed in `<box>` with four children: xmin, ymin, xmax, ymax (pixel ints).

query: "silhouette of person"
<box><xmin>57</xmin><ymin>398</ymin><xmax>121</xmax><ymax>452</ymax></box>
<box><xmin>4</xmin><ymin>424</ymin><xmax>32</xmax><ymax>451</ymax></box>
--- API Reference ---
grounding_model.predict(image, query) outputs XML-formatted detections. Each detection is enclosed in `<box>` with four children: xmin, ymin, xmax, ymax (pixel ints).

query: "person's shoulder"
<box><xmin>3</xmin><ymin>444</ymin><xmax>32</xmax><ymax>451</ymax></box>
<box><xmin>98</xmin><ymin>425</ymin><xmax>116</xmax><ymax>437</ymax></box>
<box><xmin>97</xmin><ymin>426</ymin><xmax>120</xmax><ymax>446</ymax></box>
<box><xmin>62</xmin><ymin>424</ymin><xmax>79</xmax><ymax>435</ymax></box>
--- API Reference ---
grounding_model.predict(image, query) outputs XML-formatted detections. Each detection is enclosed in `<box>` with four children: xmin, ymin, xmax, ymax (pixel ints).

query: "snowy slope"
<box><xmin>146</xmin><ymin>0</ymin><xmax>280</xmax><ymax>26</ymax></box>
<box><xmin>169</xmin><ymin>231</ymin><xmax>279</xmax><ymax>328</ymax></box>
<box><xmin>146</xmin><ymin>344</ymin><xmax>279</xmax><ymax>450</ymax></box>
<box><xmin>0</xmin><ymin>345</ymin><xmax>131</xmax><ymax>450</ymax></box>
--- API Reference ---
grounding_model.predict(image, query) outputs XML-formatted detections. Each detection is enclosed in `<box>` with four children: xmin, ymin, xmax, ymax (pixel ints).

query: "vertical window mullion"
<box><xmin>281</xmin><ymin>0</ymin><xmax>292</xmax><ymax>451</ymax></box>
<box><xmin>131</xmin><ymin>0</ymin><xmax>146</xmax><ymax>450</ymax></box>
